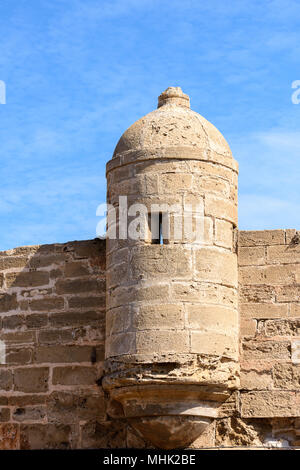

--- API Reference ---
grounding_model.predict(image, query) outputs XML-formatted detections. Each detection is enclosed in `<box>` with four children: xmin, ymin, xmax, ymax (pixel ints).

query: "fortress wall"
<box><xmin>0</xmin><ymin>237</ymin><xmax>216</xmax><ymax>450</ymax></box>
<box><xmin>0</xmin><ymin>231</ymin><xmax>300</xmax><ymax>449</ymax></box>
<box><xmin>239</xmin><ymin>229</ymin><xmax>300</xmax><ymax>445</ymax></box>
<box><xmin>0</xmin><ymin>239</ymin><xmax>110</xmax><ymax>449</ymax></box>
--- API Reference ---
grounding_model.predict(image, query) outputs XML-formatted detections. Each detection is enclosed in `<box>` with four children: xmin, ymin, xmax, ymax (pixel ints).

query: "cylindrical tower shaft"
<box><xmin>104</xmin><ymin>87</ymin><xmax>239</xmax><ymax>449</ymax></box>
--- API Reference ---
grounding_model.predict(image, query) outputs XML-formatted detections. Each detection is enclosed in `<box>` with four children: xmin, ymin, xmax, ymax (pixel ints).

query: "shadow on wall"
<box><xmin>0</xmin><ymin>238</ymin><xmax>140</xmax><ymax>449</ymax></box>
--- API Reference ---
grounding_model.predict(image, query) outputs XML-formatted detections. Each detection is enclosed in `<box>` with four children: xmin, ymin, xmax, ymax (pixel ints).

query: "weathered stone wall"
<box><xmin>238</xmin><ymin>229</ymin><xmax>300</xmax><ymax>446</ymax></box>
<box><xmin>0</xmin><ymin>239</ymin><xmax>108</xmax><ymax>449</ymax></box>
<box><xmin>1</xmin><ymin>230</ymin><xmax>300</xmax><ymax>449</ymax></box>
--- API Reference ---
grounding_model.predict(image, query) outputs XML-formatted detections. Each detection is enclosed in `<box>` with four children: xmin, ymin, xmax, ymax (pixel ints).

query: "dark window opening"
<box><xmin>151</xmin><ymin>212</ymin><xmax>166</xmax><ymax>245</ymax></box>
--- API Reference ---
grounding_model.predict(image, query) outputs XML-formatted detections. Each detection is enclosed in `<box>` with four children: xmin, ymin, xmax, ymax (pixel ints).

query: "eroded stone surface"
<box><xmin>129</xmin><ymin>416</ymin><xmax>211</xmax><ymax>450</ymax></box>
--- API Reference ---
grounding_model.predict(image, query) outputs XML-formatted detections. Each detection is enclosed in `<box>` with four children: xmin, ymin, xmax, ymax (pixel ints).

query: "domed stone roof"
<box><xmin>113</xmin><ymin>87</ymin><xmax>232</xmax><ymax>159</ymax></box>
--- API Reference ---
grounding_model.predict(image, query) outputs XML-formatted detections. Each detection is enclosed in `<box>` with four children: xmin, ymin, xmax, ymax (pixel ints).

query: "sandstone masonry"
<box><xmin>0</xmin><ymin>88</ymin><xmax>299</xmax><ymax>449</ymax></box>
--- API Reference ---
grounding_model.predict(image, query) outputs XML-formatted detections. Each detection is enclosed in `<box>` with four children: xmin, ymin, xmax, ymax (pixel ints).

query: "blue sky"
<box><xmin>0</xmin><ymin>0</ymin><xmax>300</xmax><ymax>250</ymax></box>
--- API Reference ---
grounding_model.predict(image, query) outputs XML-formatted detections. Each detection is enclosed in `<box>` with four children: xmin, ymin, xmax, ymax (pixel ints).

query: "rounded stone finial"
<box><xmin>157</xmin><ymin>86</ymin><xmax>190</xmax><ymax>108</ymax></box>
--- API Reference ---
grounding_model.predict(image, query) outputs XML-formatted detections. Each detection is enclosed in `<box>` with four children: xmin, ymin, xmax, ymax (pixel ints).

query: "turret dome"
<box><xmin>113</xmin><ymin>86</ymin><xmax>232</xmax><ymax>160</ymax></box>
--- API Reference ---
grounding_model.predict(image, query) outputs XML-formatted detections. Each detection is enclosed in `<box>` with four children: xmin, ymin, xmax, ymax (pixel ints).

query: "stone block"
<box><xmin>136</xmin><ymin>330</ymin><xmax>189</xmax><ymax>354</ymax></box>
<box><xmin>14</xmin><ymin>367</ymin><xmax>49</xmax><ymax>393</ymax></box>
<box><xmin>64</xmin><ymin>261</ymin><xmax>91</xmax><ymax>277</ymax></box>
<box><xmin>273</xmin><ymin>363</ymin><xmax>300</xmax><ymax>390</ymax></box>
<box><xmin>277</xmin><ymin>286</ymin><xmax>300</xmax><ymax>302</ymax></box>
<box><xmin>26</xmin><ymin>314</ymin><xmax>48</xmax><ymax>329</ymax></box>
<box><xmin>193</xmin><ymin>175</ymin><xmax>229</xmax><ymax>197</ymax></box>
<box><xmin>145</xmin><ymin>174</ymin><xmax>159</xmax><ymax>194</ymax></box>
<box><xmin>6</xmin><ymin>348</ymin><xmax>32</xmax><ymax>365</ymax></box>
<box><xmin>68</xmin><ymin>295</ymin><xmax>105</xmax><ymax>310</ymax></box>
<box><xmin>8</xmin><ymin>395</ymin><xmax>46</xmax><ymax>407</ymax></box>
<box><xmin>109</xmin><ymin>284</ymin><xmax>170</xmax><ymax>309</ymax></box>
<box><xmin>195</xmin><ymin>248</ymin><xmax>237</xmax><ymax>287</ymax></box>
<box><xmin>238</xmin><ymin>246</ymin><xmax>266</xmax><ymax>266</ymax></box>
<box><xmin>238</xmin><ymin>230</ymin><xmax>285</xmax><ymax>247</ymax></box>
<box><xmin>205</xmin><ymin>195</ymin><xmax>237</xmax><ymax>225</ymax></box>
<box><xmin>172</xmin><ymin>282</ymin><xmax>237</xmax><ymax>307</ymax></box>
<box><xmin>13</xmin><ymin>406</ymin><xmax>46</xmax><ymax>422</ymax></box>
<box><xmin>133</xmin><ymin>304</ymin><xmax>185</xmax><ymax>330</ymax></box>
<box><xmin>81</xmin><ymin>420</ymin><xmax>126</xmax><ymax>449</ymax></box>
<box><xmin>38</xmin><ymin>329</ymin><xmax>75</xmax><ymax>345</ymax></box>
<box><xmin>215</xmin><ymin>219</ymin><xmax>233</xmax><ymax>249</ymax></box>
<box><xmin>240</xmin><ymin>370</ymin><xmax>272</xmax><ymax>390</ymax></box>
<box><xmin>0</xmin><ymin>408</ymin><xmax>10</xmax><ymax>422</ymax></box>
<box><xmin>70</xmin><ymin>239</ymin><xmax>105</xmax><ymax>260</ymax></box>
<box><xmin>0</xmin><ymin>294</ymin><xmax>17</xmax><ymax>312</ymax></box>
<box><xmin>240</xmin><ymin>318</ymin><xmax>257</xmax><ymax>336</ymax></box>
<box><xmin>1</xmin><ymin>331</ymin><xmax>35</xmax><ymax>345</ymax></box>
<box><xmin>47</xmin><ymin>391</ymin><xmax>105</xmax><ymax>424</ymax></box>
<box><xmin>159</xmin><ymin>173</ymin><xmax>192</xmax><ymax>193</ymax></box>
<box><xmin>0</xmin><ymin>256</ymin><xmax>28</xmax><ymax>270</ymax></box>
<box><xmin>5</xmin><ymin>271</ymin><xmax>49</xmax><ymax>288</ymax></box>
<box><xmin>50</xmin><ymin>268</ymin><xmax>63</xmax><ymax>279</ymax></box>
<box><xmin>187</xmin><ymin>304</ymin><xmax>238</xmax><ymax>333</ymax></box>
<box><xmin>106</xmin><ymin>305</ymin><xmax>131</xmax><ymax>336</ymax></box>
<box><xmin>106</xmin><ymin>332</ymin><xmax>136</xmax><ymax>357</ymax></box>
<box><xmin>2</xmin><ymin>315</ymin><xmax>24</xmax><ymax>329</ymax></box>
<box><xmin>29</xmin><ymin>297</ymin><xmax>64</xmax><ymax>312</ymax></box>
<box><xmin>111</xmin><ymin>165</ymin><xmax>133</xmax><ymax>182</ymax></box>
<box><xmin>56</xmin><ymin>278</ymin><xmax>102</xmax><ymax>294</ymax></box>
<box><xmin>239</xmin><ymin>285</ymin><xmax>275</xmax><ymax>303</ymax></box>
<box><xmin>215</xmin><ymin>417</ymin><xmax>270</xmax><ymax>447</ymax></box>
<box><xmin>20</xmin><ymin>424</ymin><xmax>71</xmax><ymax>449</ymax></box>
<box><xmin>265</xmin><ymin>319</ymin><xmax>300</xmax><ymax>337</ymax></box>
<box><xmin>131</xmin><ymin>246</ymin><xmax>191</xmax><ymax>280</ymax></box>
<box><xmin>49</xmin><ymin>311</ymin><xmax>100</xmax><ymax>327</ymax></box>
<box><xmin>267</xmin><ymin>244</ymin><xmax>300</xmax><ymax>264</ymax></box>
<box><xmin>240</xmin><ymin>303</ymin><xmax>288</xmax><ymax>319</ymax></box>
<box><xmin>191</xmin><ymin>331</ymin><xmax>238</xmax><ymax>358</ymax></box>
<box><xmin>242</xmin><ymin>339</ymin><xmax>290</xmax><ymax>361</ymax></box>
<box><xmin>107</xmin><ymin>262</ymin><xmax>128</xmax><ymax>288</ymax></box>
<box><xmin>241</xmin><ymin>391</ymin><xmax>300</xmax><ymax>418</ymax></box>
<box><xmin>34</xmin><ymin>346</ymin><xmax>95</xmax><ymax>363</ymax></box>
<box><xmin>29</xmin><ymin>254</ymin><xmax>66</xmax><ymax>269</ymax></box>
<box><xmin>239</xmin><ymin>264</ymin><xmax>300</xmax><ymax>286</ymax></box>
<box><xmin>0</xmin><ymin>424</ymin><xmax>19</xmax><ymax>450</ymax></box>
<box><xmin>52</xmin><ymin>366</ymin><xmax>96</xmax><ymax>386</ymax></box>
<box><xmin>188</xmin><ymin>160</ymin><xmax>235</xmax><ymax>183</ymax></box>
<box><xmin>290</xmin><ymin>304</ymin><xmax>300</xmax><ymax>317</ymax></box>
<box><xmin>0</xmin><ymin>370</ymin><xmax>13</xmax><ymax>391</ymax></box>
<box><xmin>107</xmin><ymin>247</ymin><xmax>129</xmax><ymax>266</ymax></box>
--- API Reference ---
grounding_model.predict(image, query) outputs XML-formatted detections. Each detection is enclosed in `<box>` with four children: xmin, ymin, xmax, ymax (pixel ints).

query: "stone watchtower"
<box><xmin>103</xmin><ymin>87</ymin><xmax>239</xmax><ymax>449</ymax></box>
